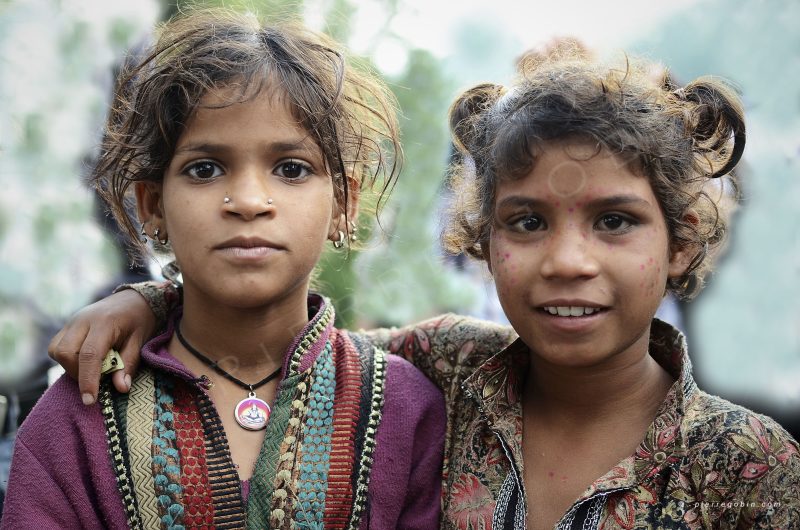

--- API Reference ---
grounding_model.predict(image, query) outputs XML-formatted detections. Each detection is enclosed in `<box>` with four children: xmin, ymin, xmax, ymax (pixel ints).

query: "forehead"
<box><xmin>495</xmin><ymin>140</ymin><xmax>656</xmax><ymax>204</ymax></box>
<box><xmin>177</xmin><ymin>83</ymin><xmax>316</xmax><ymax>148</ymax></box>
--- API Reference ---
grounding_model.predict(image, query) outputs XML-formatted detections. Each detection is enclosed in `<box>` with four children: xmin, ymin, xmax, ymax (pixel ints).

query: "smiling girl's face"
<box><xmin>489</xmin><ymin>140</ymin><xmax>691</xmax><ymax>370</ymax></box>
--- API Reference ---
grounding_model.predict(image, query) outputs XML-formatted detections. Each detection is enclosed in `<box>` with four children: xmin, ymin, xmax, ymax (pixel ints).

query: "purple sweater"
<box><xmin>2</xmin><ymin>309</ymin><xmax>445</xmax><ymax>529</ymax></box>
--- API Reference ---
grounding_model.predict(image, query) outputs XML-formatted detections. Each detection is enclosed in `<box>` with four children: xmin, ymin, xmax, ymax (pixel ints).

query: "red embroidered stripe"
<box><xmin>324</xmin><ymin>330</ymin><xmax>363</xmax><ymax>528</ymax></box>
<box><xmin>174</xmin><ymin>383</ymin><xmax>216</xmax><ymax>528</ymax></box>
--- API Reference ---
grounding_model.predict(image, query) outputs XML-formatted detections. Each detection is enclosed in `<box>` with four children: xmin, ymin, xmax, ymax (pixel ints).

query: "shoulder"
<box><xmin>360</xmin><ymin>312</ymin><xmax>516</xmax><ymax>364</ymax></box>
<box><xmin>12</xmin><ymin>374</ymin><xmax>109</xmax><ymax>484</ymax></box>
<box><xmin>681</xmin><ymin>391</ymin><xmax>799</xmax><ymax>493</ymax></box>
<box><xmin>383</xmin><ymin>353</ymin><xmax>444</xmax><ymax>409</ymax></box>
<box><xmin>342</xmin><ymin>329</ymin><xmax>445</xmax><ymax>422</ymax></box>
<box><xmin>16</xmin><ymin>375</ymin><xmax>104</xmax><ymax>443</ymax></box>
<box><xmin>683</xmin><ymin>391</ymin><xmax>798</xmax><ymax>454</ymax></box>
<box><xmin>378</xmin><ymin>355</ymin><xmax>446</xmax><ymax>457</ymax></box>
<box><xmin>347</xmin><ymin>329</ymin><xmax>445</xmax><ymax>410</ymax></box>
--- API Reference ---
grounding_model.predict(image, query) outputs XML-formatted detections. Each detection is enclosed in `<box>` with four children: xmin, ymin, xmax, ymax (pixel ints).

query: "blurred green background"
<box><xmin>0</xmin><ymin>0</ymin><xmax>798</xmax><ymax>423</ymax></box>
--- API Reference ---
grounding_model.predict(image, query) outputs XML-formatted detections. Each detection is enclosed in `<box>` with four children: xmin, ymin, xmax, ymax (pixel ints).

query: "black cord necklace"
<box><xmin>176</xmin><ymin>324</ymin><xmax>281</xmax><ymax>431</ymax></box>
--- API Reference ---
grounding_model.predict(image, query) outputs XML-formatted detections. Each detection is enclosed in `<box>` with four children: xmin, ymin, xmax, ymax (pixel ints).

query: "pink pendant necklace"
<box><xmin>176</xmin><ymin>324</ymin><xmax>282</xmax><ymax>431</ymax></box>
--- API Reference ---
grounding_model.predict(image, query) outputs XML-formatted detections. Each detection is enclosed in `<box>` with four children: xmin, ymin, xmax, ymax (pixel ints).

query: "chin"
<box><xmin>521</xmin><ymin>334</ymin><xmax>611</xmax><ymax>367</ymax></box>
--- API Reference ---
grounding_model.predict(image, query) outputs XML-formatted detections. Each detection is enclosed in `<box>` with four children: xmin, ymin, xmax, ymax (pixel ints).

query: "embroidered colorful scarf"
<box><xmin>99</xmin><ymin>305</ymin><xmax>387</xmax><ymax>530</ymax></box>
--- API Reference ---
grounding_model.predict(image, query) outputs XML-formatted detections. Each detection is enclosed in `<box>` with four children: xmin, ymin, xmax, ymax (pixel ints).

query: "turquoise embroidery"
<box><xmin>153</xmin><ymin>375</ymin><xmax>185</xmax><ymax>529</ymax></box>
<box><xmin>295</xmin><ymin>341</ymin><xmax>336</xmax><ymax>527</ymax></box>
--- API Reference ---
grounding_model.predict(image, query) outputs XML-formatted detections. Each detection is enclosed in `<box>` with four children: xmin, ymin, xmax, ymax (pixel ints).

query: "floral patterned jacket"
<box><xmin>134</xmin><ymin>282</ymin><xmax>800</xmax><ymax>529</ymax></box>
<box><xmin>364</xmin><ymin>315</ymin><xmax>800</xmax><ymax>530</ymax></box>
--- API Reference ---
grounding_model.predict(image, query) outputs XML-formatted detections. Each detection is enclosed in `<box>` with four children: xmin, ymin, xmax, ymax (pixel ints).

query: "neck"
<box><xmin>524</xmin><ymin>334</ymin><xmax>674</xmax><ymax>429</ymax></box>
<box><xmin>176</xmin><ymin>285</ymin><xmax>311</xmax><ymax>373</ymax></box>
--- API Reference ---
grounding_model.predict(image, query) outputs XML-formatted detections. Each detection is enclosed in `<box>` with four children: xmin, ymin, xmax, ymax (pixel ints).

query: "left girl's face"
<box><xmin>139</xmin><ymin>85</ymin><xmax>339</xmax><ymax>309</ymax></box>
<box><xmin>489</xmin><ymin>140</ymin><xmax>690</xmax><ymax>369</ymax></box>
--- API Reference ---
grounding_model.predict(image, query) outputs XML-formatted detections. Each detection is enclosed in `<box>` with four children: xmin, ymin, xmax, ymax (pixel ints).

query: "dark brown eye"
<box><xmin>596</xmin><ymin>214</ymin><xmax>636</xmax><ymax>232</ymax></box>
<box><xmin>600</xmin><ymin>214</ymin><xmax>624</xmax><ymax>229</ymax></box>
<box><xmin>276</xmin><ymin>160</ymin><xmax>311</xmax><ymax>180</ymax></box>
<box><xmin>514</xmin><ymin>215</ymin><xmax>545</xmax><ymax>232</ymax></box>
<box><xmin>186</xmin><ymin>161</ymin><xmax>221</xmax><ymax>180</ymax></box>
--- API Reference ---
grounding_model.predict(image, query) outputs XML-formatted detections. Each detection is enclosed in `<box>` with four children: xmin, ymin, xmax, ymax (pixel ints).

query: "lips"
<box><xmin>214</xmin><ymin>236</ymin><xmax>282</xmax><ymax>250</ymax></box>
<box><xmin>213</xmin><ymin>236</ymin><xmax>284</xmax><ymax>262</ymax></box>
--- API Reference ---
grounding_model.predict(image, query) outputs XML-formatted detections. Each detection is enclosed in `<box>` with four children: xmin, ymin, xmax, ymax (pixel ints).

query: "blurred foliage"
<box><xmin>354</xmin><ymin>47</ymin><xmax>478</xmax><ymax>327</ymax></box>
<box><xmin>1</xmin><ymin>0</ymin><xmax>155</xmax><ymax>381</ymax></box>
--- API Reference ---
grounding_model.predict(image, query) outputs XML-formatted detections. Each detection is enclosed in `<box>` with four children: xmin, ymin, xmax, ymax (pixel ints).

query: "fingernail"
<box><xmin>82</xmin><ymin>393</ymin><xmax>95</xmax><ymax>406</ymax></box>
<box><xmin>124</xmin><ymin>374</ymin><xmax>132</xmax><ymax>391</ymax></box>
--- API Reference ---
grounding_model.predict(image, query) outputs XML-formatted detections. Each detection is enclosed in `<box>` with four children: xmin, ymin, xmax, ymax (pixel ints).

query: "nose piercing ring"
<box><xmin>267</xmin><ymin>198</ymin><xmax>274</xmax><ymax>205</ymax></box>
<box><xmin>224</xmin><ymin>196</ymin><xmax>231</xmax><ymax>204</ymax></box>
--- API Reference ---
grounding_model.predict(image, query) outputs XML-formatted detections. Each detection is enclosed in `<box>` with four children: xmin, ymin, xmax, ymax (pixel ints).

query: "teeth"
<box><xmin>543</xmin><ymin>306</ymin><xmax>601</xmax><ymax>317</ymax></box>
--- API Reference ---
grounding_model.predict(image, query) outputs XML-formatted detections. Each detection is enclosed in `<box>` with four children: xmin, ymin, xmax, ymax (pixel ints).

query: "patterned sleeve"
<box><xmin>359</xmin><ymin>314</ymin><xmax>517</xmax><ymax>399</ymax></box>
<box><xmin>113</xmin><ymin>280</ymin><xmax>181</xmax><ymax>331</ymax></box>
<box><xmin>735</xmin><ymin>429</ymin><xmax>800</xmax><ymax>528</ymax></box>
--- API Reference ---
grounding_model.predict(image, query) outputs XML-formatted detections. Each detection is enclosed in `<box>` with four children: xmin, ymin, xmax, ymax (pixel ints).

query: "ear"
<box><xmin>667</xmin><ymin>210</ymin><xmax>699</xmax><ymax>279</ymax></box>
<box><xmin>328</xmin><ymin>175</ymin><xmax>361</xmax><ymax>240</ymax></box>
<box><xmin>667</xmin><ymin>243</ymin><xmax>697</xmax><ymax>279</ymax></box>
<box><xmin>135</xmin><ymin>181</ymin><xmax>165</xmax><ymax>229</ymax></box>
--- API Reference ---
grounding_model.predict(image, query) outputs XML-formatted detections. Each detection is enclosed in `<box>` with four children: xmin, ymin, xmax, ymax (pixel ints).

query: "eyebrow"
<box><xmin>174</xmin><ymin>140</ymin><xmax>319</xmax><ymax>157</ymax></box>
<box><xmin>496</xmin><ymin>194</ymin><xmax>652</xmax><ymax>210</ymax></box>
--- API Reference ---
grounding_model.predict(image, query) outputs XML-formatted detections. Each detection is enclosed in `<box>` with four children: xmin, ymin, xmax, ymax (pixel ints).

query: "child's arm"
<box><xmin>360</xmin><ymin>314</ymin><xmax>517</xmax><ymax>394</ymax></box>
<box><xmin>48</xmin><ymin>280</ymin><xmax>177</xmax><ymax>404</ymax></box>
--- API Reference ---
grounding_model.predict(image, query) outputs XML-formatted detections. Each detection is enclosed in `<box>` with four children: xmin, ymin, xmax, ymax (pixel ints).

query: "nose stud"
<box><xmin>223</xmin><ymin>196</ymin><xmax>274</xmax><ymax>206</ymax></box>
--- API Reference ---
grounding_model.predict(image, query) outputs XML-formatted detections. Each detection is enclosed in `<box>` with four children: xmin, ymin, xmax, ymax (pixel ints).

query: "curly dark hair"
<box><xmin>92</xmin><ymin>8</ymin><xmax>401</xmax><ymax>261</ymax></box>
<box><xmin>443</xmin><ymin>46</ymin><xmax>745</xmax><ymax>299</ymax></box>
